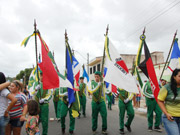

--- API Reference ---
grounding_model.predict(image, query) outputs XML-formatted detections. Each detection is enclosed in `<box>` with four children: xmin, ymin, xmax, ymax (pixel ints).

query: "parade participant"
<box><xmin>135</xmin><ymin>85</ymin><xmax>141</xmax><ymax>108</ymax></box>
<box><xmin>161</xmin><ymin>79</ymin><xmax>167</xmax><ymax>87</ymax></box>
<box><xmin>89</xmin><ymin>71</ymin><xmax>107</xmax><ymax>135</ymax></box>
<box><xmin>5</xmin><ymin>80</ymin><xmax>28</xmax><ymax>135</ymax></box>
<box><xmin>143</xmin><ymin>80</ymin><xmax>162</xmax><ymax>132</ymax></box>
<box><xmin>118</xmin><ymin>88</ymin><xmax>134</xmax><ymax>134</ymax></box>
<box><xmin>0</xmin><ymin>72</ymin><xmax>17</xmax><ymax>135</ymax></box>
<box><xmin>26</xmin><ymin>100</ymin><xmax>40</xmax><ymax>135</ymax></box>
<box><xmin>53</xmin><ymin>88</ymin><xmax>61</xmax><ymax>121</ymax></box>
<box><xmin>106</xmin><ymin>89</ymin><xmax>112</xmax><ymax>110</ymax></box>
<box><xmin>78</xmin><ymin>76</ymin><xmax>87</xmax><ymax>118</ymax></box>
<box><xmin>59</xmin><ymin>87</ymin><xmax>75</xmax><ymax>135</ymax></box>
<box><xmin>157</xmin><ymin>69</ymin><xmax>180</xmax><ymax>135</ymax></box>
<box><xmin>34</xmin><ymin>72</ymin><xmax>52</xmax><ymax>135</ymax></box>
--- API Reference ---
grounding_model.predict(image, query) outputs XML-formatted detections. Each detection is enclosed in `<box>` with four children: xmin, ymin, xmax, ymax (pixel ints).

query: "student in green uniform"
<box><xmin>143</xmin><ymin>81</ymin><xmax>162</xmax><ymax>132</ymax></box>
<box><xmin>118</xmin><ymin>88</ymin><xmax>134</xmax><ymax>134</ymax></box>
<box><xmin>106</xmin><ymin>89</ymin><xmax>112</xmax><ymax>110</ymax></box>
<box><xmin>53</xmin><ymin>88</ymin><xmax>61</xmax><ymax>121</ymax></box>
<box><xmin>59</xmin><ymin>87</ymin><xmax>75</xmax><ymax>135</ymax></box>
<box><xmin>78</xmin><ymin>77</ymin><xmax>87</xmax><ymax>118</ymax></box>
<box><xmin>88</xmin><ymin>71</ymin><xmax>107</xmax><ymax>135</ymax></box>
<box><xmin>34</xmin><ymin>72</ymin><xmax>52</xmax><ymax>135</ymax></box>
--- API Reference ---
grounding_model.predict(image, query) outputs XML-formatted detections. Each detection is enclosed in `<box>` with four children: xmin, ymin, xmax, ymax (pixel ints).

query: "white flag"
<box><xmin>104</xmin><ymin>36</ymin><xmax>138</xmax><ymax>93</ymax></box>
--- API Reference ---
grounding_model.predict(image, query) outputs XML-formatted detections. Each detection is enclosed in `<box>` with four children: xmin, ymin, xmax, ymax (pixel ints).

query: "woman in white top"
<box><xmin>0</xmin><ymin>72</ymin><xmax>17</xmax><ymax>135</ymax></box>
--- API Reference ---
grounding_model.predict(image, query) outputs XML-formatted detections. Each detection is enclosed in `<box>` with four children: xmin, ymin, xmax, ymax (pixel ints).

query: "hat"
<box><xmin>80</xmin><ymin>76</ymin><xmax>84</xmax><ymax>79</ymax></box>
<box><xmin>95</xmin><ymin>71</ymin><xmax>101</xmax><ymax>76</ymax></box>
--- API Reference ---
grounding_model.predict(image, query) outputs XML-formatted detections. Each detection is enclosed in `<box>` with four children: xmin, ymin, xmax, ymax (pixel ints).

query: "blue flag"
<box><xmin>168</xmin><ymin>39</ymin><xmax>180</xmax><ymax>71</ymax></box>
<box><xmin>82</xmin><ymin>67</ymin><xmax>89</xmax><ymax>83</ymax></box>
<box><xmin>66</xmin><ymin>44</ymin><xmax>75</xmax><ymax>104</ymax></box>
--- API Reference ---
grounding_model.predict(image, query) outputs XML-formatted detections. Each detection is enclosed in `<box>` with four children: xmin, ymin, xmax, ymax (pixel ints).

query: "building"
<box><xmin>88</xmin><ymin>51</ymin><xmax>171</xmax><ymax>82</ymax></box>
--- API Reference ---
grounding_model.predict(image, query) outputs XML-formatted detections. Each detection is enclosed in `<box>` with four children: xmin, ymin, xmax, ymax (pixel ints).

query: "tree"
<box><xmin>16</xmin><ymin>68</ymin><xmax>33</xmax><ymax>86</ymax></box>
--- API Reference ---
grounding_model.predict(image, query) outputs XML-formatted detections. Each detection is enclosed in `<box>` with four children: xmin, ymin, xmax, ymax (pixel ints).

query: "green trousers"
<box><xmin>118</xmin><ymin>100</ymin><xmax>134</xmax><ymax>130</ymax></box>
<box><xmin>53</xmin><ymin>100</ymin><xmax>61</xmax><ymax>118</ymax></box>
<box><xmin>79</xmin><ymin>95</ymin><xmax>86</xmax><ymax>116</ymax></box>
<box><xmin>39</xmin><ymin>103</ymin><xmax>49</xmax><ymax>135</ymax></box>
<box><xmin>107</xmin><ymin>95</ymin><xmax>112</xmax><ymax>110</ymax></box>
<box><xmin>145</xmin><ymin>98</ymin><xmax>162</xmax><ymax>128</ymax></box>
<box><xmin>60</xmin><ymin>101</ymin><xmax>75</xmax><ymax>132</ymax></box>
<box><xmin>91</xmin><ymin>101</ymin><xmax>107</xmax><ymax>131</ymax></box>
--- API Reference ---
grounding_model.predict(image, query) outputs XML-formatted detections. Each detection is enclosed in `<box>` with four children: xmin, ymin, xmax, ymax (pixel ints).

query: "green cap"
<box><xmin>80</xmin><ymin>76</ymin><xmax>84</xmax><ymax>79</ymax></box>
<box><xmin>95</xmin><ymin>71</ymin><xmax>101</xmax><ymax>76</ymax></box>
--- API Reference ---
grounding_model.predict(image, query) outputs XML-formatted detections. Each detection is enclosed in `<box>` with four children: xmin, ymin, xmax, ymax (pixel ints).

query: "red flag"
<box><xmin>111</xmin><ymin>84</ymin><xmax>117</xmax><ymax>93</ymax></box>
<box><xmin>38</xmin><ymin>34</ymin><xmax>59</xmax><ymax>89</ymax></box>
<box><xmin>139</xmin><ymin>41</ymin><xmax>160</xmax><ymax>101</ymax></box>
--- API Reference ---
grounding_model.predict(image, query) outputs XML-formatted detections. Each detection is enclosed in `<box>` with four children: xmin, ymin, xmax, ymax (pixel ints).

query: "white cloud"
<box><xmin>1</xmin><ymin>0</ymin><xmax>180</xmax><ymax>77</ymax></box>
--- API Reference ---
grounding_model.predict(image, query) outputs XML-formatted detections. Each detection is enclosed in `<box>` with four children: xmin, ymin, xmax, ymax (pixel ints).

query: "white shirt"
<box><xmin>0</xmin><ymin>88</ymin><xmax>10</xmax><ymax>117</ymax></box>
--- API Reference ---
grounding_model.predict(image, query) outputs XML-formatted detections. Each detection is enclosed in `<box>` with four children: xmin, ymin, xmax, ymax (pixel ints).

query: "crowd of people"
<box><xmin>0</xmin><ymin>69</ymin><xmax>180</xmax><ymax>135</ymax></box>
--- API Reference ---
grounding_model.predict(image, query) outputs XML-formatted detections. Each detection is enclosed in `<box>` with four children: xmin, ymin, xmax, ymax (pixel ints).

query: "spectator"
<box><xmin>0</xmin><ymin>72</ymin><xmax>17</xmax><ymax>135</ymax></box>
<box><xmin>26</xmin><ymin>100</ymin><xmax>40</xmax><ymax>135</ymax></box>
<box><xmin>5</xmin><ymin>80</ymin><xmax>28</xmax><ymax>135</ymax></box>
<box><xmin>157</xmin><ymin>69</ymin><xmax>180</xmax><ymax>135</ymax></box>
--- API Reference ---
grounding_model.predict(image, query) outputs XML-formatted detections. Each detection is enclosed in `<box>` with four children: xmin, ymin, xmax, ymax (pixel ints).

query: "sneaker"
<box><xmin>102</xmin><ymin>130</ymin><xmax>107</xmax><ymax>135</ymax></box>
<box><xmin>57</xmin><ymin>118</ymin><xmax>61</xmax><ymax>122</ymax></box>
<box><xmin>125</xmin><ymin>124</ymin><xmax>131</xmax><ymax>132</ymax></box>
<box><xmin>69</xmin><ymin>131</ymin><xmax>73</xmax><ymax>135</ymax></box>
<box><xmin>154</xmin><ymin>126</ymin><xmax>162</xmax><ymax>132</ymax></box>
<box><xmin>92</xmin><ymin>130</ymin><xmax>96</xmax><ymax>135</ymax></box>
<box><xmin>148</xmin><ymin>127</ymin><xmax>153</xmax><ymax>132</ymax></box>
<box><xmin>62</xmin><ymin>128</ymin><xmax>65</xmax><ymax>134</ymax></box>
<box><xmin>119</xmin><ymin>129</ymin><xmax>125</xmax><ymax>134</ymax></box>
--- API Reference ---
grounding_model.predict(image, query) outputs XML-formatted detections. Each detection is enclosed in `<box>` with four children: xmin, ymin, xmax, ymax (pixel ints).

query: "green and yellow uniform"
<box><xmin>78</xmin><ymin>82</ymin><xmax>87</xmax><ymax>117</ymax></box>
<box><xmin>53</xmin><ymin>88</ymin><xmax>61</xmax><ymax>119</ymax></box>
<box><xmin>143</xmin><ymin>81</ymin><xmax>162</xmax><ymax>128</ymax></box>
<box><xmin>118</xmin><ymin>89</ymin><xmax>134</xmax><ymax>130</ymax></box>
<box><xmin>59</xmin><ymin>87</ymin><xmax>75</xmax><ymax>133</ymax></box>
<box><xmin>35</xmin><ymin>83</ymin><xmax>52</xmax><ymax>135</ymax></box>
<box><xmin>106</xmin><ymin>90</ymin><xmax>112</xmax><ymax>110</ymax></box>
<box><xmin>89</xmin><ymin>81</ymin><xmax>107</xmax><ymax>132</ymax></box>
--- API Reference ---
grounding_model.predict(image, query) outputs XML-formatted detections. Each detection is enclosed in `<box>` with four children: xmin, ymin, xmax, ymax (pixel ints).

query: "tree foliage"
<box><xmin>16</xmin><ymin>68</ymin><xmax>33</xmax><ymax>85</ymax></box>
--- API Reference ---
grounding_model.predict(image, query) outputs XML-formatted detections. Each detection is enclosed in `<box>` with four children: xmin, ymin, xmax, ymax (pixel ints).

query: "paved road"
<box><xmin>22</xmin><ymin>97</ymin><xmax>166</xmax><ymax>135</ymax></box>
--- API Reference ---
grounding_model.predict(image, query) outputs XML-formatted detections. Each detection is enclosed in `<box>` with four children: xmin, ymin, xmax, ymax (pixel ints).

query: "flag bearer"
<box><xmin>143</xmin><ymin>81</ymin><xmax>162</xmax><ymax>132</ymax></box>
<box><xmin>53</xmin><ymin>88</ymin><xmax>61</xmax><ymax>121</ymax></box>
<box><xmin>106</xmin><ymin>89</ymin><xmax>112</xmax><ymax>110</ymax></box>
<box><xmin>118</xmin><ymin>88</ymin><xmax>134</xmax><ymax>134</ymax></box>
<box><xmin>78</xmin><ymin>77</ymin><xmax>87</xmax><ymax>118</ymax></box>
<box><xmin>34</xmin><ymin>72</ymin><xmax>52</xmax><ymax>135</ymax></box>
<box><xmin>59</xmin><ymin>87</ymin><xmax>75</xmax><ymax>135</ymax></box>
<box><xmin>89</xmin><ymin>71</ymin><xmax>107</xmax><ymax>135</ymax></box>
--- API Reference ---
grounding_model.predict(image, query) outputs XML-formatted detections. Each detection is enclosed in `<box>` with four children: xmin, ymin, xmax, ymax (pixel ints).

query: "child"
<box><xmin>26</xmin><ymin>100</ymin><xmax>40</xmax><ymax>135</ymax></box>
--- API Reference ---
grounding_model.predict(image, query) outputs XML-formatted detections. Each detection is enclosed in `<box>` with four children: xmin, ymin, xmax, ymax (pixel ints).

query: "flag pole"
<box><xmin>34</xmin><ymin>19</ymin><xmax>40</xmax><ymax>84</ymax></box>
<box><xmin>100</xmin><ymin>24</ymin><xmax>109</xmax><ymax>82</ymax></box>
<box><xmin>159</xmin><ymin>30</ymin><xmax>178</xmax><ymax>80</ymax></box>
<box><xmin>65</xmin><ymin>29</ymin><xmax>68</xmax><ymax>75</ymax></box>
<box><xmin>34</xmin><ymin>20</ymin><xmax>41</xmax><ymax>99</ymax></box>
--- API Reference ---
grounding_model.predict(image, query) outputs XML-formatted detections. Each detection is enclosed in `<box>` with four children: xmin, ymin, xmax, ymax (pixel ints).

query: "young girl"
<box><xmin>26</xmin><ymin>100</ymin><xmax>40</xmax><ymax>135</ymax></box>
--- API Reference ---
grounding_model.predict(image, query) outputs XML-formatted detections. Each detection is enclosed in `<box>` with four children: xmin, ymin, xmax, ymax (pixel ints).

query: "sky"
<box><xmin>1</xmin><ymin>0</ymin><xmax>180</xmax><ymax>77</ymax></box>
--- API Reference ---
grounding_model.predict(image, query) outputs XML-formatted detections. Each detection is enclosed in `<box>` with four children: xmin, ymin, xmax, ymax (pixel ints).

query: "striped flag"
<box><xmin>139</xmin><ymin>40</ymin><xmax>160</xmax><ymax>101</ymax></box>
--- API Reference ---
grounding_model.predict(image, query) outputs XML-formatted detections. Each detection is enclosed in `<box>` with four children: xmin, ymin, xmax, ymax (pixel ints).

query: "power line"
<box><xmin>119</xmin><ymin>0</ymin><xmax>180</xmax><ymax>44</ymax></box>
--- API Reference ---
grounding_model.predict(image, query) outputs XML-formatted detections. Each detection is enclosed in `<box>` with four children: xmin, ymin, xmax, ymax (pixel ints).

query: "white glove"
<box><xmin>39</xmin><ymin>99</ymin><xmax>45</xmax><ymax>104</ymax></box>
<box><xmin>124</xmin><ymin>98</ymin><xmax>129</xmax><ymax>103</ymax></box>
<box><xmin>35</xmin><ymin>84</ymin><xmax>41</xmax><ymax>90</ymax></box>
<box><xmin>67</xmin><ymin>97</ymin><xmax>69</xmax><ymax>102</ymax></box>
<box><xmin>151</xmin><ymin>95</ymin><xmax>154</xmax><ymax>98</ymax></box>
